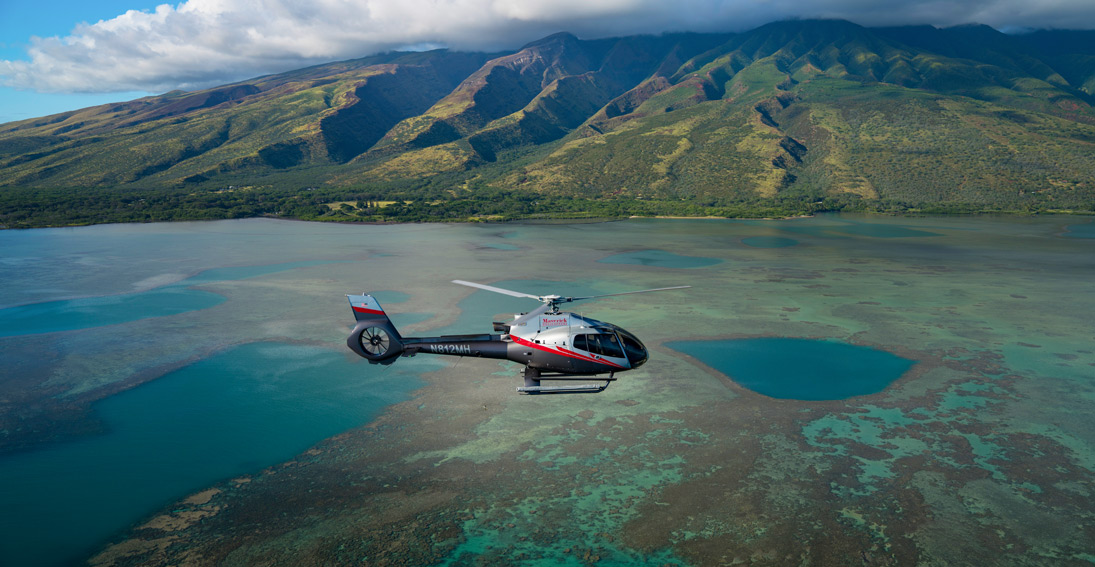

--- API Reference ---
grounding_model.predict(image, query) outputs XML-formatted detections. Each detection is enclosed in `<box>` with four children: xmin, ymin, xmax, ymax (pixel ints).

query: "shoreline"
<box><xmin>4</xmin><ymin>209</ymin><xmax>1094</xmax><ymax>231</ymax></box>
<box><xmin>635</xmin><ymin>214</ymin><xmax>816</xmax><ymax>221</ymax></box>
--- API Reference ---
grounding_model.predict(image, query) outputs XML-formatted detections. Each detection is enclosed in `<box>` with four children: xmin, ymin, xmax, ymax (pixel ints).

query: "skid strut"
<box><xmin>517</xmin><ymin>366</ymin><xmax>613</xmax><ymax>394</ymax></box>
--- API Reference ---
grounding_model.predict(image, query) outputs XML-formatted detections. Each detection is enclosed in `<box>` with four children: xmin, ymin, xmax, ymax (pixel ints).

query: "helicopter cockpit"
<box><xmin>572</xmin><ymin>324</ymin><xmax>648</xmax><ymax>368</ymax></box>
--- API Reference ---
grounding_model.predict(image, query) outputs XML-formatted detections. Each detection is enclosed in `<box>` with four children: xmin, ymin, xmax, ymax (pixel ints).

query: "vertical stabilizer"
<box><xmin>346</xmin><ymin>294</ymin><xmax>404</xmax><ymax>364</ymax></box>
<box><xmin>348</xmin><ymin>294</ymin><xmax>387</xmax><ymax>322</ymax></box>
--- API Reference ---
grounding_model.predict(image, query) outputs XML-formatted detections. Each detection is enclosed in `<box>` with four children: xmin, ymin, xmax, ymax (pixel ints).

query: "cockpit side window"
<box><xmin>575</xmin><ymin>332</ymin><xmax>624</xmax><ymax>358</ymax></box>
<box><xmin>598</xmin><ymin>333</ymin><xmax>625</xmax><ymax>358</ymax></box>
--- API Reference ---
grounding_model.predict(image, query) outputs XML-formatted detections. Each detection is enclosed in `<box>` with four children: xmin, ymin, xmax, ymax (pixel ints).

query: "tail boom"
<box><xmin>347</xmin><ymin>294</ymin><xmax>510</xmax><ymax>364</ymax></box>
<box><xmin>402</xmin><ymin>334</ymin><xmax>509</xmax><ymax>359</ymax></box>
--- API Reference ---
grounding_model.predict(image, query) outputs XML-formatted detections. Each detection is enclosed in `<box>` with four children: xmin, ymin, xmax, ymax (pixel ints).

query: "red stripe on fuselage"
<box><xmin>511</xmin><ymin>335</ymin><xmax>626</xmax><ymax>369</ymax></box>
<box><xmin>352</xmin><ymin>305</ymin><xmax>385</xmax><ymax>315</ymax></box>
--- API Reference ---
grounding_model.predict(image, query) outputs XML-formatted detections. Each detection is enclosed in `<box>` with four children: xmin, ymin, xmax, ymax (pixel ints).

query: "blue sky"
<box><xmin>0</xmin><ymin>1</ymin><xmax>160</xmax><ymax>123</ymax></box>
<box><xmin>3</xmin><ymin>0</ymin><xmax>1095</xmax><ymax>125</ymax></box>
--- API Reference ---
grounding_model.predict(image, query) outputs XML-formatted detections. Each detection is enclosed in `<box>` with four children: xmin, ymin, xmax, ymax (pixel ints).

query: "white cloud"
<box><xmin>1</xmin><ymin>0</ymin><xmax>1093</xmax><ymax>94</ymax></box>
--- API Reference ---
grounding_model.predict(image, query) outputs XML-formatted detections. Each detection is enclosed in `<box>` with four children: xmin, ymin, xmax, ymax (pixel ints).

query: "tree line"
<box><xmin>1</xmin><ymin>184</ymin><xmax>1089</xmax><ymax>229</ymax></box>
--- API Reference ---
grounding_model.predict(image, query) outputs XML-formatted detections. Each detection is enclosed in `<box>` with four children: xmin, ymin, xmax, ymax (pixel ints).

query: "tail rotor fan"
<box><xmin>360</xmin><ymin>326</ymin><xmax>392</xmax><ymax>357</ymax></box>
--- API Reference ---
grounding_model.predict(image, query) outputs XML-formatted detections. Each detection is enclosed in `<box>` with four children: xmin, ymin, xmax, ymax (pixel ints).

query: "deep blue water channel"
<box><xmin>667</xmin><ymin>338</ymin><xmax>915</xmax><ymax>400</ymax></box>
<box><xmin>0</xmin><ymin>342</ymin><xmax>426</xmax><ymax>566</ymax></box>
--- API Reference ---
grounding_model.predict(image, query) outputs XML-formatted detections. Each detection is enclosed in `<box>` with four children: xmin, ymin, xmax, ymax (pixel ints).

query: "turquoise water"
<box><xmin>175</xmin><ymin>260</ymin><xmax>339</xmax><ymax>285</ymax></box>
<box><xmin>828</xmin><ymin>221</ymin><xmax>941</xmax><ymax>238</ymax></box>
<box><xmin>0</xmin><ymin>286</ymin><xmax>224</xmax><ymax>336</ymax></box>
<box><xmin>478</xmin><ymin>242</ymin><xmax>520</xmax><ymax>250</ymax></box>
<box><xmin>598</xmin><ymin>249</ymin><xmax>721</xmax><ymax>268</ymax></box>
<box><xmin>0</xmin><ymin>342</ymin><xmax>428</xmax><ymax>567</ymax></box>
<box><xmin>667</xmin><ymin>338</ymin><xmax>915</xmax><ymax>400</ymax></box>
<box><xmin>2</xmin><ymin>215</ymin><xmax>1093</xmax><ymax>566</ymax></box>
<box><xmin>742</xmin><ymin>236</ymin><xmax>799</xmax><ymax>248</ymax></box>
<box><xmin>767</xmin><ymin>219</ymin><xmax>943</xmax><ymax>239</ymax></box>
<box><xmin>0</xmin><ymin>260</ymin><xmax>336</xmax><ymax>336</ymax></box>
<box><xmin>1064</xmin><ymin>222</ymin><xmax>1095</xmax><ymax>239</ymax></box>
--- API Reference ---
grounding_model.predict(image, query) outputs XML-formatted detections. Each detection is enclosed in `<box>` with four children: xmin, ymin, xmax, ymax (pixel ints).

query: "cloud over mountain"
<box><xmin>3</xmin><ymin>0</ymin><xmax>1095</xmax><ymax>94</ymax></box>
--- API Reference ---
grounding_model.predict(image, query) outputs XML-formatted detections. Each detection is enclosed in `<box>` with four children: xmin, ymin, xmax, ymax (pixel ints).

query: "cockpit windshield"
<box><xmin>615</xmin><ymin>327</ymin><xmax>648</xmax><ymax>367</ymax></box>
<box><xmin>573</xmin><ymin>327</ymin><xmax>648</xmax><ymax>367</ymax></box>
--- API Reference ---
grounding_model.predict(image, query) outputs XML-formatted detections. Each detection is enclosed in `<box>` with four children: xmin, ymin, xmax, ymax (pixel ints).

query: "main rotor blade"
<box><xmin>567</xmin><ymin>285</ymin><xmax>691</xmax><ymax>302</ymax></box>
<box><xmin>508</xmin><ymin>303</ymin><xmax>553</xmax><ymax>328</ymax></box>
<box><xmin>452</xmin><ymin>280</ymin><xmax>540</xmax><ymax>300</ymax></box>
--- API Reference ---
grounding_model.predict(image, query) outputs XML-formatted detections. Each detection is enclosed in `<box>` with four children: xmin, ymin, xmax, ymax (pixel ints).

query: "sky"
<box><xmin>2</xmin><ymin>0</ymin><xmax>1095</xmax><ymax>125</ymax></box>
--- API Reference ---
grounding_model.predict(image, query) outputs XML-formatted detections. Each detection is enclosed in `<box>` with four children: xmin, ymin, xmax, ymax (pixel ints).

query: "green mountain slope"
<box><xmin>0</xmin><ymin>51</ymin><xmax>491</xmax><ymax>187</ymax></box>
<box><xmin>504</xmin><ymin>20</ymin><xmax>1095</xmax><ymax>210</ymax></box>
<box><xmin>2</xmin><ymin>20</ymin><xmax>1094</xmax><ymax>226</ymax></box>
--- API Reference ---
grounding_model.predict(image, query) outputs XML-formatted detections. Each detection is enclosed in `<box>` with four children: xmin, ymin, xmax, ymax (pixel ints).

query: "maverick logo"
<box><xmin>541</xmin><ymin>317</ymin><xmax>569</xmax><ymax>327</ymax></box>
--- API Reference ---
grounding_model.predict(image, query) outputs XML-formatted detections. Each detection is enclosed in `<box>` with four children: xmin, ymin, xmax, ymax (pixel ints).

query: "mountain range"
<box><xmin>2</xmin><ymin>19</ymin><xmax>1094</xmax><ymax>224</ymax></box>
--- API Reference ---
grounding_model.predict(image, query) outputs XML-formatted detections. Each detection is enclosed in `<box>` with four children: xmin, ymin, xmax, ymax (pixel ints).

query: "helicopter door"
<box><xmin>573</xmin><ymin>334</ymin><xmax>589</xmax><ymax>353</ymax></box>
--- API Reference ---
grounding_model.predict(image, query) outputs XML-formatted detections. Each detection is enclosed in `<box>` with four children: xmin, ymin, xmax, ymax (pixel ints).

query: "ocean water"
<box><xmin>1064</xmin><ymin>221</ymin><xmax>1095</xmax><ymax>239</ymax></box>
<box><xmin>742</xmin><ymin>236</ymin><xmax>799</xmax><ymax>248</ymax></box>
<box><xmin>667</xmin><ymin>338</ymin><xmax>915</xmax><ymax>400</ymax></box>
<box><xmin>0</xmin><ymin>261</ymin><xmax>336</xmax><ymax>336</ymax></box>
<box><xmin>1</xmin><ymin>215</ymin><xmax>1093</xmax><ymax>566</ymax></box>
<box><xmin>598</xmin><ymin>249</ymin><xmax>722</xmax><ymax>268</ymax></box>
<box><xmin>0</xmin><ymin>285</ymin><xmax>225</xmax><ymax>336</ymax></box>
<box><xmin>0</xmin><ymin>342</ymin><xmax>429</xmax><ymax>566</ymax></box>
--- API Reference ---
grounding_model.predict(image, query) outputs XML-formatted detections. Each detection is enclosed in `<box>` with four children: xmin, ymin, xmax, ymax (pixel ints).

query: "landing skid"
<box><xmin>517</xmin><ymin>383</ymin><xmax>611</xmax><ymax>394</ymax></box>
<box><xmin>517</xmin><ymin>367</ymin><xmax>615</xmax><ymax>395</ymax></box>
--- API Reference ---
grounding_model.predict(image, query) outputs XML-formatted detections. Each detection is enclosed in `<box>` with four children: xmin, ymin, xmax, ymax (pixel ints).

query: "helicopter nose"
<box><xmin>632</xmin><ymin>346</ymin><xmax>649</xmax><ymax>368</ymax></box>
<box><xmin>616</xmin><ymin>328</ymin><xmax>648</xmax><ymax>368</ymax></box>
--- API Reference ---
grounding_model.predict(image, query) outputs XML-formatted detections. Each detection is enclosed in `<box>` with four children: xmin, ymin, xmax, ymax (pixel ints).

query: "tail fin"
<box><xmin>346</xmin><ymin>294</ymin><xmax>405</xmax><ymax>364</ymax></box>
<box><xmin>349</xmin><ymin>294</ymin><xmax>388</xmax><ymax>322</ymax></box>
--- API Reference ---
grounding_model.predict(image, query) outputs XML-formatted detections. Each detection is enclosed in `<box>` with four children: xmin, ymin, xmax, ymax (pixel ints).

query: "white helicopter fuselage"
<box><xmin>502</xmin><ymin>311</ymin><xmax>646</xmax><ymax>375</ymax></box>
<box><xmin>347</xmin><ymin>280</ymin><xmax>684</xmax><ymax>393</ymax></box>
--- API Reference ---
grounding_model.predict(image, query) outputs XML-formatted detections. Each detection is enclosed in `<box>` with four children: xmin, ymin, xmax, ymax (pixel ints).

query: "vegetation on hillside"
<box><xmin>2</xmin><ymin>20</ymin><xmax>1094</xmax><ymax>228</ymax></box>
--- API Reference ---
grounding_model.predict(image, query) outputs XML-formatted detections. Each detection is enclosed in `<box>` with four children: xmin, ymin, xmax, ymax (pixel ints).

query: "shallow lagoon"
<box><xmin>598</xmin><ymin>249</ymin><xmax>722</xmax><ymax>268</ymax></box>
<box><xmin>741</xmin><ymin>236</ymin><xmax>798</xmax><ymax>248</ymax></box>
<box><xmin>0</xmin><ymin>261</ymin><xmax>337</xmax><ymax>336</ymax></box>
<box><xmin>1</xmin><ymin>215</ymin><xmax>1093</xmax><ymax>566</ymax></box>
<box><xmin>667</xmin><ymin>338</ymin><xmax>915</xmax><ymax>400</ymax></box>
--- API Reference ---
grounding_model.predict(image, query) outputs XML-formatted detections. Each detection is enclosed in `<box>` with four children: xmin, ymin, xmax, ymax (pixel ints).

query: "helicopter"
<box><xmin>346</xmin><ymin>280</ymin><xmax>689</xmax><ymax>394</ymax></box>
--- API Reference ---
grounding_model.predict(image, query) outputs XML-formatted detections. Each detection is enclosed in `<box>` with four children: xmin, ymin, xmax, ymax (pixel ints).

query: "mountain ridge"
<box><xmin>2</xmin><ymin>20</ymin><xmax>1094</xmax><ymax>226</ymax></box>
